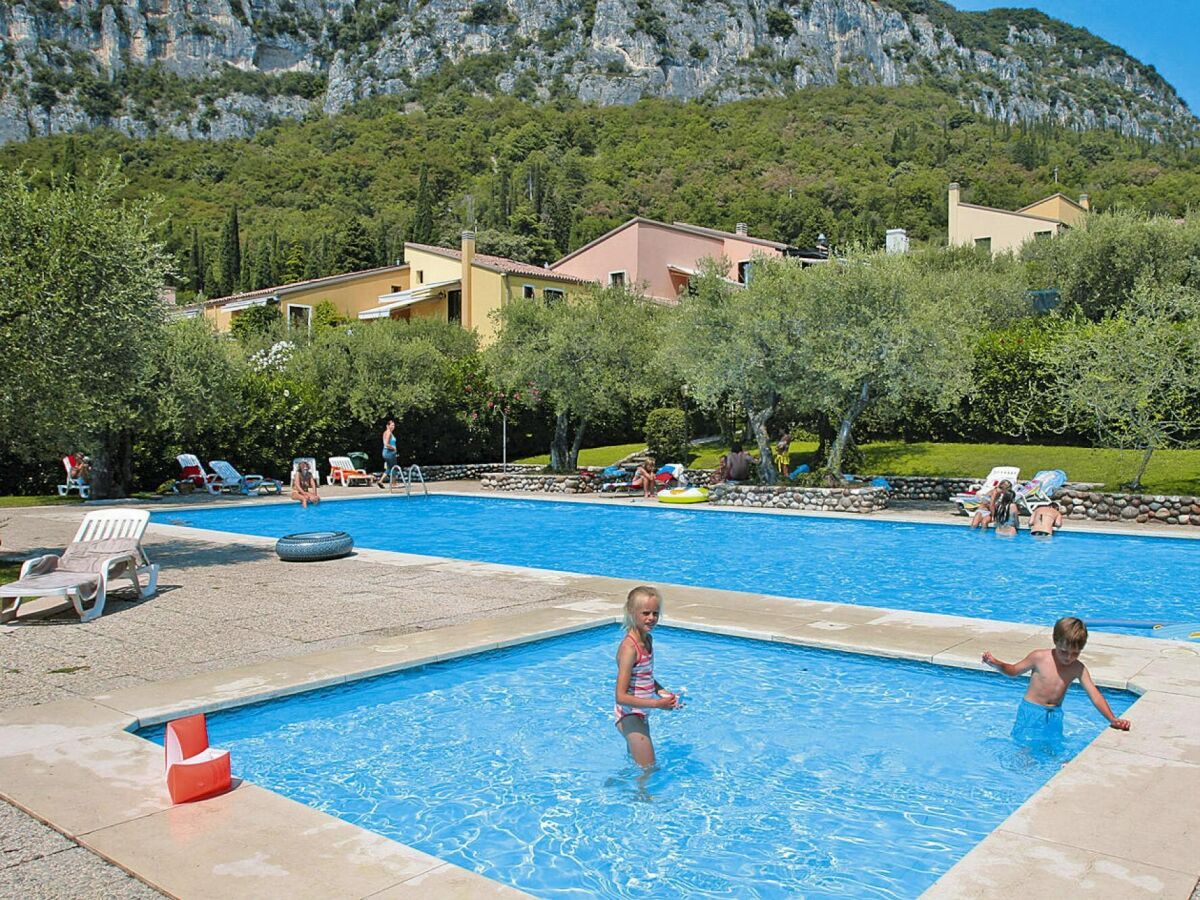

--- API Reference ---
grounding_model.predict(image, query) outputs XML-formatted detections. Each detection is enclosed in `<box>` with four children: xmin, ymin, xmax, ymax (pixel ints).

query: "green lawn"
<box><xmin>525</xmin><ymin>440</ymin><xmax>1200</xmax><ymax>494</ymax></box>
<box><xmin>515</xmin><ymin>443</ymin><xmax>648</xmax><ymax>468</ymax></box>
<box><xmin>0</xmin><ymin>495</ymin><xmax>84</xmax><ymax>508</ymax></box>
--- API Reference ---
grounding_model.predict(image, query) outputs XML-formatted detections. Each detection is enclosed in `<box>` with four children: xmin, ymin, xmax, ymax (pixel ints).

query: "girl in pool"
<box><xmin>615</xmin><ymin>585</ymin><xmax>682</xmax><ymax>768</ymax></box>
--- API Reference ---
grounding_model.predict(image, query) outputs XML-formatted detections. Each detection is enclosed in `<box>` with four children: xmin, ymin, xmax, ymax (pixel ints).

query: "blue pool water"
<box><xmin>155</xmin><ymin>495</ymin><xmax>1199</xmax><ymax>633</ymax></box>
<box><xmin>140</xmin><ymin>626</ymin><xmax>1132</xmax><ymax>898</ymax></box>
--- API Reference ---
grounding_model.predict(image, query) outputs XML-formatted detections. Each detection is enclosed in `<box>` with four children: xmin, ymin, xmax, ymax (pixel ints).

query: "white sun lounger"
<box><xmin>0</xmin><ymin>509</ymin><xmax>160</xmax><ymax>623</ymax></box>
<box><xmin>951</xmin><ymin>466</ymin><xmax>1020</xmax><ymax>514</ymax></box>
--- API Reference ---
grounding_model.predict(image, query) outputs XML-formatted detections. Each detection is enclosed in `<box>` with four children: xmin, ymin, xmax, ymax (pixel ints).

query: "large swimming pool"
<box><xmin>155</xmin><ymin>495</ymin><xmax>1199</xmax><ymax>633</ymax></box>
<box><xmin>140</xmin><ymin>626</ymin><xmax>1132</xmax><ymax>897</ymax></box>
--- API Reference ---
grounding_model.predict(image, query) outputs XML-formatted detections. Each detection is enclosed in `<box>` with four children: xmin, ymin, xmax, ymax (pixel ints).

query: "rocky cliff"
<box><xmin>0</xmin><ymin>0</ymin><xmax>1193</xmax><ymax>145</ymax></box>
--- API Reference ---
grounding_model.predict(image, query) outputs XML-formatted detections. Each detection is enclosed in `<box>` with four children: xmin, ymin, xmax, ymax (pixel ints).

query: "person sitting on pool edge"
<box><xmin>982</xmin><ymin>616</ymin><xmax>1130</xmax><ymax>744</ymax></box>
<box><xmin>630</xmin><ymin>456</ymin><xmax>657</xmax><ymax>499</ymax></box>
<box><xmin>290</xmin><ymin>460</ymin><xmax>320</xmax><ymax>508</ymax></box>
<box><xmin>1029</xmin><ymin>502</ymin><xmax>1064</xmax><ymax>537</ymax></box>
<box><xmin>969</xmin><ymin>479</ymin><xmax>1011</xmax><ymax>529</ymax></box>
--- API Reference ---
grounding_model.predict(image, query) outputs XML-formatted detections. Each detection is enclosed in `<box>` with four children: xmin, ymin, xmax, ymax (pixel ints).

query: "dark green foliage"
<box><xmin>336</xmin><ymin>217</ymin><xmax>376</xmax><ymax>272</ymax></box>
<box><xmin>411</xmin><ymin>163</ymin><xmax>434</xmax><ymax>244</ymax></box>
<box><xmin>766</xmin><ymin>8</ymin><xmax>795</xmax><ymax>39</ymax></box>
<box><xmin>463</xmin><ymin>0</ymin><xmax>514</xmax><ymax>26</ymax></box>
<box><xmin>688</xmin><ymin>42</ymin><xmax>708</xmax><ymax>61</ymax></box>
<box><xmin>644</xmin><ymin>407</ymin><xmax>688</xmax><ymax>464</ymax></box>
<box><xmin>229</xmin><ymin>302</ymin><xmax>282</xmax><ymax>344</ymax></box>
<box><xmin>218</xmin><ymin>206</ymin><xmax>241</xmax><ymax>296</ymax></box>
<box><xmin>633</xmin><ymin>0</ymin><xmax>668</xmax><ymax>44</ymax></box>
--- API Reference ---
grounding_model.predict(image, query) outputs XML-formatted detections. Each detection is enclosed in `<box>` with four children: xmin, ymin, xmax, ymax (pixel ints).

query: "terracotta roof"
<box><xmin>551</xmin><ymin>217</ymin><xmax>792</xmax><ymax>268</ymax></box>
<box><xmin>404</xmin><ymin>243</ymin><xmax>595</xmax><ymax>285</ymax></box>
<box><xmin>204</xmin><ymin>264</ymin><xmax>408</xmax><ymax>307</ymax></box>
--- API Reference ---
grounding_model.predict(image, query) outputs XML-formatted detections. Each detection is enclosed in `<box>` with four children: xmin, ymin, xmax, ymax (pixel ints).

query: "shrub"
<box><xmin>644</xmin><ymin>407</ymin><xmax>688</xmax><ymax>464</ymax></box>
<box><xmin>766</xmin><ymin>8</ymin><xmax>794</xmax><ymax>39</ymax></box>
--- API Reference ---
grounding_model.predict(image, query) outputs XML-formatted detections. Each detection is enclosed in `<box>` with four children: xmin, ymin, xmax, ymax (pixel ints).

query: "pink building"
<box><xmin>549</xmin><ymin>218</ymin><xmax>825</xmax><ymax>302</ymax></box>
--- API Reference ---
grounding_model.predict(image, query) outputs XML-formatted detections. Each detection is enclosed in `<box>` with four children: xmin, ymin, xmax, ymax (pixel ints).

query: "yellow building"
<box><xmin>947</xmin><ymin>182</ymin><xmax>1089</xmax><ymax>255</ymax></box>
<box><xmin>367</xmin><ymin>234</ymin><xmax>591</xmax><ymax>343</ymax></box>
<box><xmin>193</xmin><ymin>265</ymin><xmax>411</xmax><ymax>332</ymax></box>
<box><xmin>186</xmin><ymin>233</ymin><xmax>590</xmax><ymax>342</ymax></box>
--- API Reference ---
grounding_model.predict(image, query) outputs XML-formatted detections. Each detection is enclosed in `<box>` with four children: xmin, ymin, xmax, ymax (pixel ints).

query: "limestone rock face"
<box><xmin>0</xmin><ymin>0</ymin><xmax>1192</xmax><ymax>144</ymax></box>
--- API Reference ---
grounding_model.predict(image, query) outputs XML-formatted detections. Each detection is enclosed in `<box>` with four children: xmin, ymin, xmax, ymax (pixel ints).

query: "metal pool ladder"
<box><xmin>389</xmin><ymin>464</ymin><xmax>428</xmax><ymax>496</ymax></box>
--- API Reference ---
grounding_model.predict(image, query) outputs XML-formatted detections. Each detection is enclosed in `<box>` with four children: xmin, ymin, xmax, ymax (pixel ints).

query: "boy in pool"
<box><xmin>615</xmin><ymin>585</ymin><xmax>682</xmax><ymax>768</ymax></box>
<box><xmin>982</xmin><ymin>616</ymin><xmax>1130</xmax><ymax>743</ymax></box>
<box><xmin>1029</xmin><ymin>502</ymin><xmax>1064</xmax><ymax>536</ymax></box>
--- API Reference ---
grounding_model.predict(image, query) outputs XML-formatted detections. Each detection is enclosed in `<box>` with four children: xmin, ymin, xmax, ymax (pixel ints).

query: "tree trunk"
<box><xmin>89</xmin><ymin>429</ymin><xmax>131</xmax><ymax>499</ymax></box>
<box><xmin>568</xmin><ymin>419</ymin><xmax>587</xmax><ymax>472</ymax></box>
<box><xmin>1128</xmin><ymin>446</ymin><xmax>1154</xmax><ymax>491</ymax></box>
<box><xmin>549</xmin><ymin>411</ymin><xmax>571</xmax><ymax>472</ymax></box>
<box><xmin>826</xmin><ymin>382</ymin><xmax>871</xmax><ymax>477</ymax></box>
<box><xmin>745</xmin><ymin>397</ymin><xmax>777</xmax><ymax>484</ymax></box>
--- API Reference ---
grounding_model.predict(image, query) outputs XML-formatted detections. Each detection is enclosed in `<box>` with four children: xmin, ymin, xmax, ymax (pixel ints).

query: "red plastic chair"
<box><xmin>164</xmin><ymin>713</ymin><xmax>231</xmax><ymax>804</ymax></box>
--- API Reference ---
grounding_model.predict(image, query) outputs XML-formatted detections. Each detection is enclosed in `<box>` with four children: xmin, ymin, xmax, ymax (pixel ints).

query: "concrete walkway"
<box><xmin>1</xmin><ymin>486</ymin><xmax>1197</xmax><ymax>898</ymax></box>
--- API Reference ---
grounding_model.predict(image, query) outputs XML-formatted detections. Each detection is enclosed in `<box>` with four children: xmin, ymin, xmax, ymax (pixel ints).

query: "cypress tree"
<box><xmin>189</xmin><ymin>226</ymin><xmax>205</xmax><ymax>295</ymax></box>
<box><xmin>336</xmin><ymin>217</ymin><xmax>375</xmax><ymax>272</ymax></box>
<box><xmin>411</xmin><ymin>163</ymin><xmax>434</xmax><ymax>244</ymax></box>
<box><xmin>218</xmin><ymin>205</ymin><xmax>241</xmax><ymax>296</ymax></box>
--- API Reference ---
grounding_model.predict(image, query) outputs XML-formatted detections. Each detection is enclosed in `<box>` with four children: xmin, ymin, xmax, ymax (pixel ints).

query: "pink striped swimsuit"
<box><xmin>615</xmin><ymin>633</ymin><xmax>656</xmax><ymax>723</ymax></box>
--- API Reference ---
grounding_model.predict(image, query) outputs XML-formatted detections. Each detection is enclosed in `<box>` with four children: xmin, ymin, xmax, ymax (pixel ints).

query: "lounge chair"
<box><xmin>208</xmin><ymin>460</ymin><xmax>282</xmax><ymax>496</ymax></box>
<box><xmin>952</xmin><ymin>466</ymin><xmax>1020</xmax><ymax>515</ymax></box>
<box><xmin>598</xmin><ymin>464</ymin><xmax>635</xmax><ymax>493</ymax></box>
<box><xmin>1015</xmin><ymin>470</ymin><xmax>1067</xmax><ymax>515</ymax></box>
<box><xmin>57</xmin><ymin>455</ymin><xmax>91</xmax><ymax>499</ymax></box>
<box><xmin>177</xmin><ymin>454</ymin><xmax>220</xmax><ymax>494</ymax></box>
<box><xmin>327</xmin><ymin>455</ymin><xmax>373</xmax><ymax>487</ymax></box>
<box><xmin>0</xmin><ymin>509</ymin><xmax>159</xmax><ymax>623</ymax></box>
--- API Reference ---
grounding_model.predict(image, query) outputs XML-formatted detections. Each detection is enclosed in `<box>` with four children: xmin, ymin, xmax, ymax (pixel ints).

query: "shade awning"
<box><xmin>222</xmin><ymin>296</ymin><xmax>273</xmax><ymax>312</ymax></box>
<box><xmin>362</xmin><ymin>279</ymin><xmax>461</xmax><ymax>319</ymax></box>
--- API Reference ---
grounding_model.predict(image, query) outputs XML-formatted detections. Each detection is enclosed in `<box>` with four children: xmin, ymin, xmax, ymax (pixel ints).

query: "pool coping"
<box><xmin>2</xmin><ymin>549</ymin><xmax>1199</xmax><ymax>899</ymax></box>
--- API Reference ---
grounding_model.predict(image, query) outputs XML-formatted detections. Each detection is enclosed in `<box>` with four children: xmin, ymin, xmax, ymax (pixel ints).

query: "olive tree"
<box><xmin>798</xmin><ymin>249</ymin><xmax>1026</xmax><ymax>475</ymax></box>
<box><xmin>661</xmin><ymin>258</ymin><xmax>813</xmax><ymax>482</ymax></box>
<box><xmin>1047</xmin><ymin>281</ymin><xmax>1200</xmax><ymax>490</ymax></box>
<box><xmin>0</xmin><ymin>168</ymin><xmax>171</xmax><ymax>497</ymax></box>
<box><xmin>489</xmin><ymin>286</ymin><xmax>661</xmax><ymax>471</ymax></box>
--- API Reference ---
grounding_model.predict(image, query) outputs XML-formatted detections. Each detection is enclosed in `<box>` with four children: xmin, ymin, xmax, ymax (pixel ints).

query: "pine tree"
<box><xmin>411</xmin><ymin>163</ymin><xmax>434</xmax><ymax>244</ymax></box>
<box><xmin>283</xmin><ymin>240</ymin><xmax>305</xmax><ymax>283</ymax></box>
<box><xmin>239</xmin><ymin>237</ymin><xmax>253</xmax><ymax>293</ymax></box>
<box><xmin>336</xmin><ymin>217</ymin><xmax>375</xmax><ymax>272</ymax></box>
<box><xmin>218</xmin><ymin>206</ymin><xmax>241</xmax><ymax>296</ymax></box>
<box><xmin>374</xmin><ymin>217</ymin><xmax>391</xmax><ymax>267</ymax></box>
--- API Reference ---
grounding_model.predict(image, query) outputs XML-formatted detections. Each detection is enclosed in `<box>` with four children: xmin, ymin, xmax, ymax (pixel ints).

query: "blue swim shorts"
<box><xmin>1011</xmin><ymin>698</ymin><xmax>1064</xmax><ymax>744</ymax></box>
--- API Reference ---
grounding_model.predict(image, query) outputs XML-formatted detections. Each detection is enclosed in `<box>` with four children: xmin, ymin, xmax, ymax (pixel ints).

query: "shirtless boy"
<box><xmin>982</xmin><ymin>616</ymin><xmax>1130</xmax><ymax>742</ymax></box>
<box><xmin>1029</xmin><ymin>502</ymin><xmax>1064</xmax><ymax>536</ymax></box>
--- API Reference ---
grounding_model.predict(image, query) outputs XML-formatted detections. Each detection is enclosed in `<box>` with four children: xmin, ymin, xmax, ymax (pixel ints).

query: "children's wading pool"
<box><xmin>155</xmin><ymin>495</ymin><xmax>1200</xmax><ymax>635</ymax></box>
<box><xmin>139</xmin><ymin>627</ymin><xmax>1133</xmax><ymax>898</ymax></box>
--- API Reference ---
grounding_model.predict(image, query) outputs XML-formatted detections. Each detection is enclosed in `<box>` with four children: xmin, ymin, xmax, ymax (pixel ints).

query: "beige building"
<box><xmin>188</xmin><ymin>233</ymin><xmax>589</xmax><ymax>344</ymax></box>
<box><xmin>947</xmin><ymin>182</ymin><xmax>1089</xmax><ymax>255</ymax></box>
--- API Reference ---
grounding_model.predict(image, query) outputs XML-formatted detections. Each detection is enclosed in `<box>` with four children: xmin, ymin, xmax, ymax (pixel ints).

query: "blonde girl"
<box><xmin>615</xmin><ymin>585</ymin><xmax>681</xmax><ymax>767</ymax></box>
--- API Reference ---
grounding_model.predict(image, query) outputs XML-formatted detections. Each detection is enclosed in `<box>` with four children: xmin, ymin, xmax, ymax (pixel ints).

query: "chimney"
<box><xmin>735</xmin><ymin>222</ymin><xmax>748</xmax><ymax>236</ymax></box>
<box><xmin>1079</xmin><ymin>193</ymin><xmax>1090</xmax><ymax>211</ymax></box>
<box><xmin>461</xmin><ymin>230</ymin><xmax>475</xmax><ymax>330</ymax></box>
<box><xmin>948</xmin><ymin>182</ymin><xmax>960</xmax><ymax>246</ymax></box>
<box><xmin>885</xmin><ymin>228</ymin><xmax>909</xmax><ymax>255</ymax></box>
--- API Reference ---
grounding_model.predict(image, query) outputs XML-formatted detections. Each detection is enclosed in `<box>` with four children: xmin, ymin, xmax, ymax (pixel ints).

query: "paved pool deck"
<box><xmin>1</xmin><ymin>485</ymin><xmax>1198</xmax><ymax>899</ymax></box>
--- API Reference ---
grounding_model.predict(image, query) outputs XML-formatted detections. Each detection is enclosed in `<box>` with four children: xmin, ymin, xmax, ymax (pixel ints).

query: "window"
<box><xmin>974</xmin><ymin>237</ymin><xmax>992</xmax><ymax>254</ymax></box>
<box><xmin>737</xmin><ymin>260</ymin><xmax>752</xmax><ymax>284</ymax></box>
<box><xmin>543</xmin><ymin>288</ymin><xmax>565</xmax><ymax>304</ymax></box>
<box><xmin>447</xmin><ymin>289</ymin><xmax>462</xmax><ymax>323</ymax></box>
<box><xmin>390</xmin><ymin>285</ymin><xmax>403</xmax><ymax>294</ymax></box>
<box><xmin>286</xmin><ymin>304</ymin><xmax>312</xmax><ymax>332</ymax></box>
<box><xmin>522</xmin><ymin>284</ymin><xmax>535</xmax><ymax>299</ymax></box>
<box><xmin>1033</xmin><ymin>230</ymin><xmax>1052</xmax><ymax>241</ymax></box>
<box><xmin>609</xmin><ymin>271</ymin><xmax>626</xmax><ymax>288</ymax></box>
<box><xmin>415</xmin><ymin>270</ymin><xmax>424</xmax><ymax>285</ymax></box>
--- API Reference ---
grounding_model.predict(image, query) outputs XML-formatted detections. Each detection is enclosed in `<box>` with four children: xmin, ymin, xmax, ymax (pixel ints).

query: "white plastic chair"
<box><xmin>327</xmin><ymin>456</ymin><xmax>373</xmax><ymax>487</ymax></box>
<box><xmin>177</xmin><ymin>454</ymin><xmax>220</xmax><ymax>494</ymax></box>
<box><xmin>208</xmin><ymin>460</ymin><xmax>281</xmax><ymax>495</ymax></box>
<box><xmin>57</xmin><ymin>456</ymin><xmax>90</xmax><ymax>499</ymax></box>
<box><xmin>952</xmin><ymin>466</ymin><xmax>1020</xmax><ymax>514</ymax></box>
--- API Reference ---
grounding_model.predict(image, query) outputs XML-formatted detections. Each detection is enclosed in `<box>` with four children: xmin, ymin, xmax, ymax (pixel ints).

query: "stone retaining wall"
<box><xmin>881</xmin><ymin>475</ymin><xmax>977</xmax><ymax>501</ymax></box>
<box><xmin>1057</xmin><ymin>489</ymin><xmax>1200</xmax><ymax>526</ymax></box>
<box><xmin>709</xmin><ymin>484</ymin><xmax>888</xmax><ymax>513</ymax></box>
<box><xmin>480</xmin><ymin>472</ymin><xmax>597</xmax><ymax>493</ymax></box>
<box><xmin>421</xmin><ymin>463</ymin><xmax>543</xmax><ymax>481</ymax></box>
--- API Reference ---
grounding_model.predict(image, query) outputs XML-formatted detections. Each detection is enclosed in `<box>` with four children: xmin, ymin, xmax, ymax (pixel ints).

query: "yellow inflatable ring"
<box><xmin>656</xmin><ymin>487</ymin><xmax>710</xmax><ymax>504</ymax></box>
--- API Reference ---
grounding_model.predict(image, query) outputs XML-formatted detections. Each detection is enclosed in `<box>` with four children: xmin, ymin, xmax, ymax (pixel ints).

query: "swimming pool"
<box><xmin>155</xmin><ymin>495</ymin><xmax>1199</xmax><ymax>633</ymax></box>
<box><xmin>139</xmin><ymin>626</ymin><xmax>1132</xmax><ymax>898</ymax></box>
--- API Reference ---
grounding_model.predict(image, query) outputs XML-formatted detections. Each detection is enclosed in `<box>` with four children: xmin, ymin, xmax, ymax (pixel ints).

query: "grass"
<box><xmin>0</xmin><ymin>495</ymin><xmax>84</xmax><ymax>508</ymax></box>
<box><xmin>0</xmin><ymin>562</ymin><xmax>19</xmax><ymax>583</ymax></box>
<box><xmin>524</xmin><ymin>440</ymin><xmax>1200</xmax><ymax>494</ymax></box>
<box><xmin>515</xmin><ymin>443</ymin><xmax>648</xmax><ymax>467</ymax></box>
